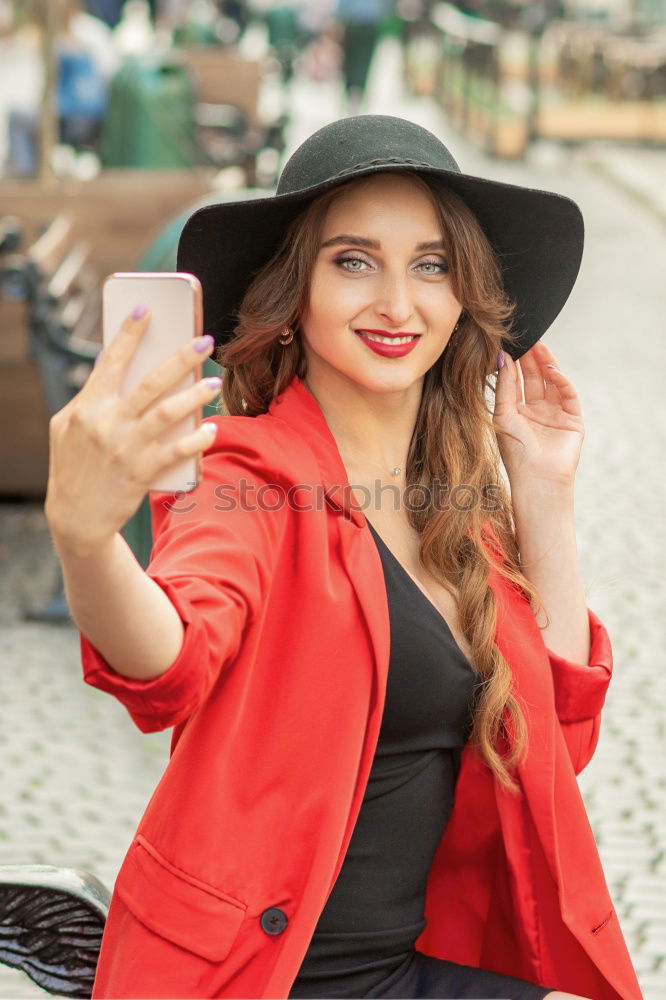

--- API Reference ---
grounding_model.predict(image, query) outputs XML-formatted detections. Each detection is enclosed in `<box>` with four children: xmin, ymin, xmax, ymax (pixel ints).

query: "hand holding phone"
<box><xmin>101</xmin><ymin>272</ymin><xmax>210</xmax><ymax>494</ymax></box>
<box><xmin>45</xmin><ymin>273</ymin><xmax>221</xmax><ymax>559</ymax></box>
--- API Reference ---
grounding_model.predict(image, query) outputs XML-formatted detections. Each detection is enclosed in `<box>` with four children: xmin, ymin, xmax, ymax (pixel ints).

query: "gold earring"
<box><xmin>278</xmin><ymin>326</ymin><xmax>294</xmax><ymax>345</ymax></box>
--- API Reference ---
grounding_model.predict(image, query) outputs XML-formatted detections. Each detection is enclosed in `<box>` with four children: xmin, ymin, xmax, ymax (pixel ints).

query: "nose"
<box><xmin>373</xmin><ymin>270</ymin><xmax>414</xmax><ymax>328</ymax></box>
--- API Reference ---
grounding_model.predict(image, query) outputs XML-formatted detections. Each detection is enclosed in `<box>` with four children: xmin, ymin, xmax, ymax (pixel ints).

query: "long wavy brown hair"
<box><xmin>215</xmin><ymin>172</ymin><xmax>550</xmax><ymax>792</ymax></box>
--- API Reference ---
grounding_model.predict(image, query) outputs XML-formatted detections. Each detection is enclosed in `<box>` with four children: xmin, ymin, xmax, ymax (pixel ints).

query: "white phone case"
<box><xmin>102</xmin><ymin>272</ymin><xmax>205</xmax><ymax>494</ymax></box>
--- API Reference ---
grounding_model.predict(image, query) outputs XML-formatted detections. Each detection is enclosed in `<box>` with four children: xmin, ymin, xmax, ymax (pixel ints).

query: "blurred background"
<box><xmin>0</xmin><ymin>0</ymin><xmax>664</xmax><ymax>997</ymax></box>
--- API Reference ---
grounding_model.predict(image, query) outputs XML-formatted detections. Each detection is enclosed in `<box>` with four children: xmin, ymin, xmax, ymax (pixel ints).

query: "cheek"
<box><xmin>427</xmin><ymin>283</ymin><xmax>461</xmax><ymax>311</ymax></box>
<box><xmin>304</xmin><ymin>274</ymin><xmax>366</xmax><ymax>332</ymax></box>
<box><xmin>302</xmin><ymin>273</ymin><xmax>329</xmax><ymax>329</ymax></box>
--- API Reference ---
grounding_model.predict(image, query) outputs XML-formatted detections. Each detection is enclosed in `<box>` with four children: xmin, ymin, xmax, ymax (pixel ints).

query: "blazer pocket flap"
<box><xmin>115</xmin><ymin>835</ymin><xmax>247</xmax><ymax>962</ymax></box>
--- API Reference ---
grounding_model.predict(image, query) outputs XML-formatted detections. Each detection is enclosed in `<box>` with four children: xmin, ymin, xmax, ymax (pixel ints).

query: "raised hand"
<box><xmin>45</xmin><ymin>305</ymin><xmax>220</xmax><ymax>558</ymax></box>
<box><xmin>492</xmin><ymin>340</ymin><xmax>585</xmax><ymax>490</ymax></box>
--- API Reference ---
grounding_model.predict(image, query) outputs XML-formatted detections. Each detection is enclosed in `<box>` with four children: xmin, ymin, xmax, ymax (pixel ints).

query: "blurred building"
<box><xmin>563</xmin><ymin>0</ymin><xmax>666</xmax><ymax>24</ymax></box>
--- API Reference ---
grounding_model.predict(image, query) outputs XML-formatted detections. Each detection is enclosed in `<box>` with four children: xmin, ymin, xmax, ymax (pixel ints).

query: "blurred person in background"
<box><xmin>335</xmin><ymin>0</ymin><xmax>394</xmax><ymax>114</ymax></box>
<box><xmin>0</xmin><ymin>3</ymin><xmax>42</xmax><ymax>173</ymax></box>
<box><xmin>396</xmin><ymin>0</ymin><xmax>438</xmax><ymax>50</ymax></box>
<box><xmin>84</xmin><ymin>0</ymin><xmax>126</xmax><ymax>29</ymax></box>
<box><xmin>262</xmin><ymin>2</ymin><xmax>305</xmax><ymax>84</ymax></box>
<box><xmin>57</xmin><ymin>0</ymin><xmax>120</xmax><ymax>151</ymax></box>
<box><xmin>217</xmin><ymin>0</ymin><xmax>251</xmax><ymax>37</ymax></box>
<box><xmin>287</xmin><ymin>0</ymin><xmax>340</xmax><ymax>85</ymax></box>
<box><xmin>297</xmin><ymin>0</ymin><xmax>336</xmax><ymax>38</ymax></box>
<box><xmin>3</xmin><ymin>0</ymin><xmax>120</xmax><ymax>176</ymax></box>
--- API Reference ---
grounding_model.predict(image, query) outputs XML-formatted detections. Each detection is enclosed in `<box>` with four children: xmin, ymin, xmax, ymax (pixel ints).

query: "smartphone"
<box><xmin>102</xmin><ymin>272</ymin><xmax>204</xmax><ymax>494</ymax></box>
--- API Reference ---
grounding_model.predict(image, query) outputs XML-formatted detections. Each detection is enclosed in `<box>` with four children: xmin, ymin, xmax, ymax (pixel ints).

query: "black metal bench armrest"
<box><xmin>0</xmin><ymin>864</ymin><xmax>110</xmax><ymax>998</ymax></box>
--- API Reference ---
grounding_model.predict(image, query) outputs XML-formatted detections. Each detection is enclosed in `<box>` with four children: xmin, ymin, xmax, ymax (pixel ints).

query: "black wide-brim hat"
<box><xmin>177</xmin><ymin>115</ymin><xmax>584</xmax><ymax>360</ymax></box>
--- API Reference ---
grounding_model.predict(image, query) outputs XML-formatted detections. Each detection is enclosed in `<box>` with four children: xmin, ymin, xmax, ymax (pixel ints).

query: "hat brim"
<box><xmin>176</xmin><ymin>163</ymin><xmax>584</xmax><ymax>361</ymax></box>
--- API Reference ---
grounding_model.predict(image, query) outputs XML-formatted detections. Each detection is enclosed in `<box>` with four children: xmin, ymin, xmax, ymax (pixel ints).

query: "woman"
<box><xmin>334</xmin><ymin>0</ymin><xmax>393</xmax><ymax>113</ymax></box>
<box><xmin>45</xmin><ymin>116</ymin><xmax>642</xmax><ymax>999</ymax></box>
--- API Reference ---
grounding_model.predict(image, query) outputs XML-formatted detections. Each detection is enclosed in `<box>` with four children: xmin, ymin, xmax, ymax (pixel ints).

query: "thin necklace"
<box><xmin>341</xmin><ymin>452</ymin><xmax>405</xmax><ymax>478</ymax></box>
<box><xmin>305</xmin><ymin>381</ymin><xmax>406</xmax><ymax>477</ymax></box>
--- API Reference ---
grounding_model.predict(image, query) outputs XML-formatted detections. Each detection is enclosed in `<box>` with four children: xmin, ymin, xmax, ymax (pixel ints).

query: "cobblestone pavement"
<box><xmin>0</xmin><ymin>511</ymin><xmax>171</xmax><ymax>998</ymax></box>
<box><xmin>1</xmin><ymin>37</ymin><xmax>664</xmax><ymax>1000</ymax></box>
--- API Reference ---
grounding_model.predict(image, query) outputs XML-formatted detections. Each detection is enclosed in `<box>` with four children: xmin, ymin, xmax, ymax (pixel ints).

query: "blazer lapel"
<box><xmin>268</xmin><ymin>375</ymin><xmax>392</xmax><ymax>890</ymax></box>
<box><xmin>490</xmin><ymin>562</ymin><xmax>557</xmax><ymax>861</ymax></box>
<box><xmin>269</xmin><ymin>375</ymin><xmax>559</xmax><ymax>885</ymax></box>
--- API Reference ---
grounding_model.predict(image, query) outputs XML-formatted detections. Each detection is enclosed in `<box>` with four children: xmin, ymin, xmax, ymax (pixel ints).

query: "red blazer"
<box><xmin>80</xmin><ymin>373</ymin><xmax>642</xmax><ymax>1000</ymax></box>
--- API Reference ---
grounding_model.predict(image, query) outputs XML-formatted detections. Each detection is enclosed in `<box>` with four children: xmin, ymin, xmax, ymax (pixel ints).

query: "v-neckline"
<box><xmin>366</xmin><ymin>519</ymin><xmax>468</xmax><ymax>660</ymax></box>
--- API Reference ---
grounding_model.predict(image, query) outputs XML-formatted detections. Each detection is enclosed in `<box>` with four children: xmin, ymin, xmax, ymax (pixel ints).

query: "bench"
<box><xmin>19</xmin><ymin>212</ymin><xmax>101</xmax><ymax>403</ymax></box>
<box><xmin>0</xmin><ymin>210</ymin><xmax>101</xmax><ymax>419</ymax></box>
<box><xmin>177</xmin><ymin>46</ymin><xmax>287</xmax><ymax>186</ymax></box>
<box><xmin>0</xmin><ymin>211</ymin><xmax>102</xmax><ymax>620</ymax></box>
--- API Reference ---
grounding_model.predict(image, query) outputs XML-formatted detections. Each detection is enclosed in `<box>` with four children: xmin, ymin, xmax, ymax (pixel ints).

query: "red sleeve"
<box><xmin>546</xmin><ymin>606</ymin><xmax>613</xmax><ymax>723</ymax></box>
<box><xmin>79</xmin><ymin>417</ymin><xmax>287</xmax><ymax>733</ymax></box>
<box><xmin>546</xmin><ymin>607</ymin><xmax>613</xmax><ymax>774</ymax></box>
<box><xmin>478</xmin><ymin>521</ymin><xmax>614</xmax><ymax>772</ymax></box>
<box><xmin>479</xmin><ymin>521</ymin><xmax>613</xmax><ymax>720</ymax></box>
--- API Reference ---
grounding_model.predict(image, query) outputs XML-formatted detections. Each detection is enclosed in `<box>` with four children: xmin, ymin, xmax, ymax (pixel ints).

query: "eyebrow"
<box><xmin>319</xmin><ymin>234</ymin><xmax>447</xmax><ymax>252</ymax></box>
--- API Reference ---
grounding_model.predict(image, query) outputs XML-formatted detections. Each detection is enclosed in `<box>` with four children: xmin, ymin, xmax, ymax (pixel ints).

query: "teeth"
<box><xmin>360</xmin><ymin>332</ymin><xmax>417</xmax><ymax>346</ymax></box>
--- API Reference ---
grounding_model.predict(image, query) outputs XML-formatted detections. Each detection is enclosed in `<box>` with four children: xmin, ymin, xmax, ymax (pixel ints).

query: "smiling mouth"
<box><xmin>355</xmin><ymin>330</ymin><xmax>421</xmax><ymax>345</ymax></box>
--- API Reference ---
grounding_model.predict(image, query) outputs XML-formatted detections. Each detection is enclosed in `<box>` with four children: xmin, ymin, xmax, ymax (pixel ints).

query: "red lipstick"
<box><xmin>355</xmin><ymin>329</ymin><xmax>421</xmax><ymax>358</ymax></box>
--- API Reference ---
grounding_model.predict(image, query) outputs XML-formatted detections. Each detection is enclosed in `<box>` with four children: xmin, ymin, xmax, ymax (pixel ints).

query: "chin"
<box><xmin>306</xmin><ymin>349</ymin><xmax>426</xmax><ymax>395</ymax></box>
<box><xmin>353</xmin><ymin>368</ymin><xmax>424</xmax><ymax>394</ymax></box>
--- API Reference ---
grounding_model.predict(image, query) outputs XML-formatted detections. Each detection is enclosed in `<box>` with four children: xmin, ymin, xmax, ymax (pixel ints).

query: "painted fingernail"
<box><xmin>194</xmin><ymin>334</ymin><xmax>215</xmax><ymax>353</ymax></box>
<box><xmin>204</xmin><ymin>376</ymin><xmax>222</xmax><ymax>390</ymax></box>
<box><xmin>201</xmin><ymin>422</ymin><xmax>217</xmax><ymax>437</ymax></box>
<box><xmin>497</xmin><ymin>350</ymin><xmax>505</xmax><ymax>369</ymax></box>
<box><xmin>545</xmin><ymin>364</ymin><xmax>559</xmax><ymax>371</ymax></box>
<box><xmin>132</xmin><ymin>303</ymin><xmax>149</xmax><ymax>320</ymax></box>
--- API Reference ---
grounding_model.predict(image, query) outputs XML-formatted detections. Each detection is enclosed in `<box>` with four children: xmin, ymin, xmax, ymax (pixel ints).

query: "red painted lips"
<box><xmin>355</xmin><ymin>330</ymin><xmax>421</xmax><ymax>358</ymax></box>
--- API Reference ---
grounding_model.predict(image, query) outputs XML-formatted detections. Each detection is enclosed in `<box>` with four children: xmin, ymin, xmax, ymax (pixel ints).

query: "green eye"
<box><xmin>335</xmin><ymin>255</ymin><xmax>370</xmax><ymax>272</ymax></box>
<box><xmin>418</xmin><ymin>260</ymin><xmax>447</xmax><ymax>274</ymax></box>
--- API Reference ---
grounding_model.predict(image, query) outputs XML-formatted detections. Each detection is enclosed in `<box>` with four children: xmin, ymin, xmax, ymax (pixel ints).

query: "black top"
<box><xmin>288</xmin><ymin>520</ymin><xmax>479</xmax><ymax>999</ymax></box>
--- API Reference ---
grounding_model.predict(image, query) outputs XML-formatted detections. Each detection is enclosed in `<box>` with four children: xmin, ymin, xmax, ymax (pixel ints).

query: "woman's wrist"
<box><xmin>49</xmin><ymin>522</ymin><xmax>121</xmax><ymax>564</ymax></box>
<box><xmin>509</xmin><ymin>473</ymin><xmax>575</xmax><ymax>504</ymax></box>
